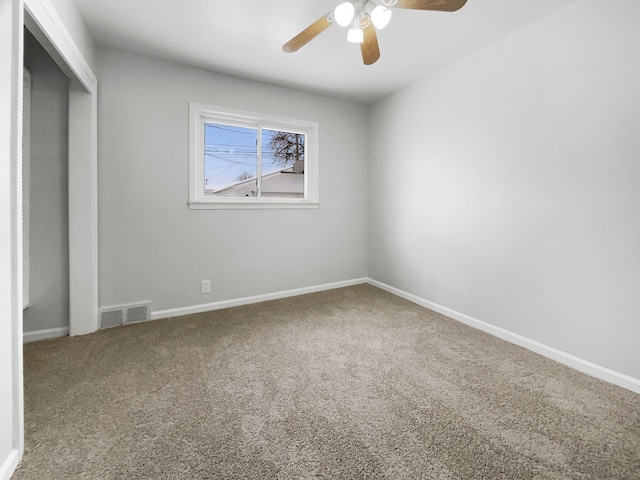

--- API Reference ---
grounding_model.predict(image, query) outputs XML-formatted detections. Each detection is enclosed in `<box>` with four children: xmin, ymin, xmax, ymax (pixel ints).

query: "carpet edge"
<box><xmin>367</xmin><ymin>278</ymin><xmax>640</xmax><ymax>395</ymax></box>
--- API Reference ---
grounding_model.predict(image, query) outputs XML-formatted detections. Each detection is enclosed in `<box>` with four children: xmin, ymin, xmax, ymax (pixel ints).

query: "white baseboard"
<box><xmin>23</xmin><ymin>327</ymin><xmax>69</xmax><ymax>343</ymax></box>
<box><xmin>0</xmin><ymin>449</ymin><xmax>21</xmax><ymax>480</ymax></box>
<box><xmin>367</xmin><ymin>278</ymin><xmax>640</xmax><ymax>395</ymax></box>
<box><xmin>152</xmin><ymin>278</ymin><xmax>370</xmax><ymax>321</ymax></box>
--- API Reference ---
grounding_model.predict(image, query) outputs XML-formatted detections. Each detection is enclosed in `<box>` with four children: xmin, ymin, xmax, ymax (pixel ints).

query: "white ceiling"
<box><xmin>72</xmin><ymin>0</ymin><xmax>579</xmax><ymax>104</ymax></box>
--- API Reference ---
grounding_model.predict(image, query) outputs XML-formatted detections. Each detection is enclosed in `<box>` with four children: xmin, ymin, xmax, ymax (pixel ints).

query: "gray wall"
<box><xmin>368</xmin><ymin>0</ymin><xmax>640</xmax><ymax>379</ymax></box>
<box><xmin>97</xmin><ymin>48</ymin><xmax>368</xmax><ymax>313</ymax></box>
<box><xmin>23</xmin><ymin>30</ymin><xmax>69</xmax><ymax>333</ymax></box>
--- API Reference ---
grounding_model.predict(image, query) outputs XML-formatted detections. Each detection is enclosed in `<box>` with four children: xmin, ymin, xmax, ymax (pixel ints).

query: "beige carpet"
<box><xmin>14</xmin><ymin>285</ymin><xmax>640</xmax><ymax>479</ymax></box>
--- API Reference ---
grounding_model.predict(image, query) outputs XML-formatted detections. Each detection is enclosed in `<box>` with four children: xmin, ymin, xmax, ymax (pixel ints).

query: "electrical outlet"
<box><xmin>201</xmin><ymin>280</ymin><xmax>211</xmax><ymax>294</ymax></box>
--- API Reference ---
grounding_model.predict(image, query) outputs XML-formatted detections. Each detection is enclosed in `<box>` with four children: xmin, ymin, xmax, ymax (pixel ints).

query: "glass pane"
<box><xmin>204</xmin><ymin>123</ymin><xmax>257</xmax><ymax>197</ymax></box>
<box><xmin>261</xmin><ymin>129</ymin><xmax>306</xmax><ymax>199</ymax></box>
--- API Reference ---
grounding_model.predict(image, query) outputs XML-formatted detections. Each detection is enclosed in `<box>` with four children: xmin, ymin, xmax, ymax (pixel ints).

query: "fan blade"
<box><xmin>360</xmin><ymin>22</ymin><xmax>380</xmax><ymax>65</ymax></box>
<box><xmin>394</xmin><ymin>0</ymin><xmax>467</xmax><ymax>12</ymax></box>
<box><xmin>283</xmin><ymin>13</ymin><xmax>333</xmax><ymax>53</ymax></box>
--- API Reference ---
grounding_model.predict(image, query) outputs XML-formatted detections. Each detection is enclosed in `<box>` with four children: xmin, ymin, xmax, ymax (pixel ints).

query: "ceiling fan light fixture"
<box><xmin>370</xmin><ymin>5</ymin><xmax>392</xmax><ymax>30</ymax></box>
<box><xmin>347</xmin><ymin>13</ymin><xmax>364</xmax><ymax>43</ymax></box>
<box><xmin>347</xmin><ymin>27</ymin><xmax>364</xmax><ymax>43</ymax></box>
<box><xmin>334</xmin><ymin>2</ymin><xmax>356</xmax><ymax>27</ymax></box>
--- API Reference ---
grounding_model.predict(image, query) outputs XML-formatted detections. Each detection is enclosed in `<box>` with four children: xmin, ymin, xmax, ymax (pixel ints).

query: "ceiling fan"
<box><xmin>283</xmin><ymin>0</ymin><xmax>468</xmax><ymax>65</ymax></box>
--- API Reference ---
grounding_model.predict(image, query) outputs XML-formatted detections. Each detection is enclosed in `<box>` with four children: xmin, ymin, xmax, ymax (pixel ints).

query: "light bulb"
<box><xmin>347</xmin><ymin>28</ymin><xmax>364</xmax><ymax>43</ymax></box>
<box><xmin>334</xmin><ymin>2</ymin><xmax>355</xmax><ymax>27</ymax></box>
<box><xmin>371</xmin><ymin>5</ymin><xmax>392</xmax><ymax>30</ymax></box>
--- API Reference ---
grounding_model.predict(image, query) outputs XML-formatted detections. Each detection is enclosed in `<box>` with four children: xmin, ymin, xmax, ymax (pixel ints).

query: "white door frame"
<box><xmin>1</xmin><ymin>0</ymin><xmax>24</xmax><ymax>477</ymax></box>
<box><xmin>24</xmin><ymin>0</ymin><xmax>98</xmax><ymax>336</ymax></box>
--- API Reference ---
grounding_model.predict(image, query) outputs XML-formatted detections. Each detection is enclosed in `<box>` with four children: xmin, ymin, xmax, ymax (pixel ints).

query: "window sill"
<box><xmin>188</xmin><ymin>200</ymin><xmax>320</xmax><ymax>210</ymax></box>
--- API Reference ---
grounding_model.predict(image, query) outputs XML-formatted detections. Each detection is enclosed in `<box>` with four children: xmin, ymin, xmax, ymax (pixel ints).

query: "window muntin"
<box><xmin>189</xmin><ymin>103</ymin><xmax>318</xmax><ymax>209</ymax></box>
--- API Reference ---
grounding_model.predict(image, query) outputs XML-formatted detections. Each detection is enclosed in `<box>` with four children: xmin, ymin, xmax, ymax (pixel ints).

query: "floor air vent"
<box><xmin>99</xmin><ymin>302</ymin><xmax>152</xmax><ymax>329</ymax></box>
<box><xmin>126</xmin><ymin>304</ymin><xmax>150</xmax><ymax>324</ymax></box>
<box><xmin>100</xmin><ymin>309</ymin><xmax>123</xmax><ymax>329</ymax></box>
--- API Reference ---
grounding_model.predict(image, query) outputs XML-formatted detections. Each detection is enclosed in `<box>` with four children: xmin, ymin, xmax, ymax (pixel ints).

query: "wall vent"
<box><xmin>100</xmin><ymin>309</ymin><xmax>123</xmax><ymax>329</ymax></box>
<box><xmin>125</xmin><ymin>304</ymin><xmax>150</xmax><ymax>324</ymax></box>
<box><xmin>99</xmin><ymin>302</ymin><xmax>152</xmax><ymax>329</ymax></box>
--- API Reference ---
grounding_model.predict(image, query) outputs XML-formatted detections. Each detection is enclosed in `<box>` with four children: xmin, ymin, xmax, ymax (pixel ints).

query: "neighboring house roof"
<box><xmin>205</xmin><ymin>162</ymin><xmax>304</xmax><ymax>198</ymax></box>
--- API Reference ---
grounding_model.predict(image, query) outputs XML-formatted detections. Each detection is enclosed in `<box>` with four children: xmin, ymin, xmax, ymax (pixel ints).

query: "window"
<box><xmin>189</xmin><ymin>103</ymin><xmax>319</xmax><ymax>209</ymax></box>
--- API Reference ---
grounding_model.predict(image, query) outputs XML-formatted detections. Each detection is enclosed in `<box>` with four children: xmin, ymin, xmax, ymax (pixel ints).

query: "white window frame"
<box><xmin>188</xmin><ymin>103</ymin><xmax>319</xmax><ymax>209</ymax></box>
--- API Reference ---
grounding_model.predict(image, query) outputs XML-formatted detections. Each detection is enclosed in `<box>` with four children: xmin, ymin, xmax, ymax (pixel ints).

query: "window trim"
<box><xmin>188</xmin><ymin>103</ymin><xmax>319</xmax><ymax>210</ymax></box>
